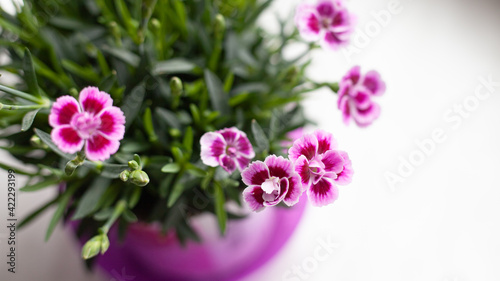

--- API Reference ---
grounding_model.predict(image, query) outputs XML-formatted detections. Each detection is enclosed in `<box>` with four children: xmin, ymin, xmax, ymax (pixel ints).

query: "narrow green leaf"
<box><xmin>72</xmin><ymin>177</ymin><xmax>111</xmax><ymax>220</ymax></box>
<box><xmin>183</xmin><ymin>126</ymin><xmax>193</xmax><ymax>153</ymax></box>
<box><xmin>185</xmin><ymin>163</ymin><xmax>207</xmax><ymax>177</ymax></box>
<box><xmin>93</xmin><ymin>207</ymin><xmax>113</xmax><ymax>221</ymax></box>
<box><xmin>121</xmin><ymin>83</ymin><xmax>145</xmax><ymax>129</ymax></box>
<box><xmin>161</xmin><ymin>163</ymin><xmax>181</xmax><ymax>173</ymax></box>
<box><xmin>20</xmin><ymin>178</ymin><xmax>60</xmax><ymax>192</ymax></box>
<box><xmin>123</xmin><ymin>209</ymin><xmax>138</xmax><ymax>222</ymax></box>
<box><xmin>23</xmin><ymin>48</ymin><xmax>41</xmax><ymax>98</ymax></box>
<box><xmin>152</xmin><ymin>58</ymin><xmax>198</xmax><ymax>75</ymax></box>
<box><xmin>214</xmin><ymin>182</ymin><xmax>227</xmax><ymax>235</ymax></box>
<box><xmin>46</xmin><ymin>183</ymin><xmax>79</xmax><ymax>241</ymax></box>
<box><xmin>155</xmin><ymin>108</ymin><xmax>181</xmax><ymax>129</ymax></box>
<box><xmin>21</xmin><ymin>109</ymin><xmax>40</xmax><ymax>131</ymax></box>
<box><xmin>128</xmin><ymin>186</ymin><xmax>142</xmax><ymax>208</ymax></box>
<box><xmin>167</xmin><ymin>182</ymin><xmax>184</xmax><ymax>208</ymax></box>
<box><xmin>251</xmin><ymin>120</ymin><xmax>269</xmax><ymax>152</ymax></box>
<box><xmin>143</xmin><ymin>107</ymin><xmax>158</xmax><ymax>142</ymax></box>
<box><xmin>102</xmin><ymin>45</ymin><xmax>140</xmax><ymax>67</ymax></box>
<box><xmin>62</xmin><ymin>60</ymin><xmax>100</xmax><ymax>82</ymax></box>
<box><xmin>204</xmin><ymin>69</ymin><xmax>229</xmax><ymax>115</ymax></box>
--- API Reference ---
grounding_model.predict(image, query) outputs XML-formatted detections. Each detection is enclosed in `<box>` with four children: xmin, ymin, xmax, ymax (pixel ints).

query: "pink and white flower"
<box><xmin>295</xmin><ymin>0</ymin><xmax>354</xmax><ymax>50</ymax></box>
<box><xmin>200</xmin><ymin>127</ymin><xmax>255</xmax><ymax>173</ymax></box>
<box><xmin>338</xmin><ymin>66</ymin><xmax>386</xmax><ymax>127</ymax></box>
<box><xmin>49</xmin><ymin>87</ymin><xmax>125</xmax><ymax>161</ymax></box>
<box><xmin>288</xmin><ymin>130</ymin><xmax>353</xmax><ymax>207</ymax></box>
<box><xmin>242</xmin><ymin>155</ymin><xmax>303</xmax><ymax>212</ymax></box>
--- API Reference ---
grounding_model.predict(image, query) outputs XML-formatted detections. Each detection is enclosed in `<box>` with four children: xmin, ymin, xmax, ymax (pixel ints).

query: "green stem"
<box><xmin>100</xmin><ymin>199</ymin><xmax>127</xmax><ymax>234</ymax></box>
<box><xmin>0</xmin><ymin>84</ymin><xmax>44</xmax><ymax>104</ymax></box>
<box><xmin>0</xmin><ymin>103</ymin><xmax>47</xmax><ymax>110</ymax></box>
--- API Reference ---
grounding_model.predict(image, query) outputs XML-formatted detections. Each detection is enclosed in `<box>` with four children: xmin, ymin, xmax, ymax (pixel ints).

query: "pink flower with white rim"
<box><xmin>295</xmin><ymin>0</ymin><xmax>354</xmax><ymax>50</ymax></box>
<box><xmin>242</xmin><ymin>155</ymin><xmax>303</xmax><ymax>212</ymax></box>
<box><xmin>288</xmin><ymin>130</ymin><xmax>353</xmax><ymax>207</ymax></box>
<box><xmin>200</xmin><ymin>127</ymin><xmax>255</xmax><ymax>174</ymax></box>
<box><xmin>338</xmin><ymin>66</ymin><xmax>386</xmax><ymax>127</ymax></box>
<box><xmin>49</xmin><ymin>86</ymin><xmax>125</xmax><ymax>161</ymax></box>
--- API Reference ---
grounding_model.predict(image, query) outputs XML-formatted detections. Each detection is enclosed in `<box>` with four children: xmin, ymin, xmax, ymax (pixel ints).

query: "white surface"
<box><xmin>1</xmin><ymin>0</ymin><xmax>500</xmax><ymax>280</ymax></box>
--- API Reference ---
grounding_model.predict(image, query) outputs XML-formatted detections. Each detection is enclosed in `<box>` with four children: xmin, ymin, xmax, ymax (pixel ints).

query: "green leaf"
<box><xmin>72</xmin><ymin>177</ymin><xmax>111</xmax><ymax>220</ymax></box>
<box><xmin>152</xmin><ymin>58</ymin><xmax>198</xmax><ymax>75</ymax></box>
<box><xmin>46</xmin><ymin>183</ymin><xmax>79</xmax><ymax>241</ymax></box>
<box><xmin>214</xmin><ymin>182</ymin><xmax>227</xmax><ymax>235</ymax></box>
<box><xmin>167</xmin><ymin>182</ymin><xmax>184</xmax><ymax>208</ymax></box>
<box><xmin>21</xmin><ymin>109</ymin><xmax>40</xmax><ymax>131</ymax></box>
<box><xmin>155</xmin><ymin>108</ymin><xmax>181</xmax><ymax>129</ymax></box>
<box><xmin>182</xmin><ymin>126</ymin><xmax>193</xmax><ymax>153</ymax></box>
<box><xmin>23</xmin><ymin>48</ymin><xmax>41</xmax><ymax>98</ymax></box>
<box><xmin>20</xmin><ymin>178</ymin><xmax>60</xmax><ymax>192</ymax></box>
<box><xmin>161</xmin><ymin>163</ymin><xmax>181</xmax><ymax>173</ymax></box>
<box><xmin>204</xmin><ymin>69</ymin><xmax>229</xmax><ymax>115</ymax></box>
<box><xmin>251</xmin><ymin>120</ymin><xmax>269</xmax><ymax>152</ymax></box>
<box><xmin>62</xmin><ymin>60</ymin><xmax>100</xmax><ymax>82</ymax></box>
<box><xmin>143</xmin><ymin>107</ymin><xmax>158</xmax><ymax>142</ymax></box>
<box><xmin>185</xmin><ymin>163</ymin><xmax>207</xmax><ymax>177</ymax></box>
<box><xmin>122</xmin><ymin>208</ymin><xmax>138</xmax><ymax>222</ymax></box>
<box><xmin>102</xmin><ymin>45</ymin><xmax>140</xmax><ymax>67</ymax></box>
<box><xmin>121</xmin><ymin>83</ymin><xmax>145</xmax><ymax>129</ymax></box>
<box><xmin>93</xmin><ymin>207</ymin><xmax>113</xmax><ymax>221</ymax></box>
<box><xmin>128</xmin><ymin>186</ymin><xmax>142</xmax><ymax>208</ymax></box>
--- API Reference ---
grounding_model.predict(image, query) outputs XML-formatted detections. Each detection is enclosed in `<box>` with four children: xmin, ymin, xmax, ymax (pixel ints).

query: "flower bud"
<box><xmin>30</xmin><ymin>135</ymin><xmax>46</xmax><ymax>148</ymax></box>
<box><xmin>214</xmin><ymin>14</ymin><xmax>226</xmax><ymax>39</ymax></box>
<box><xmin>81</xmin><ymin>235</ymin><xmax>103</xmax><ymax>260</ymax></box>
<box><xmin>119</xmin><ymin>170</ymin><xmax>130</xmax><ymax>182</ymax></box>
<box><xmin>170</xmin><ymin>77</ymin><xmax>183</xmax><ymax>97</ymax></box>
<box><xmin>130</xmin><ymin>170</ymin><xmax>150</xmax><ymax>187</ymax></box>
<box><xmin>100</xmin><ymin>234</ymin><xmax>110</xmax><ymax>255</ymax></box>
<box><xmin>128</xmin><ymin>160</ymin><xmax>140</xmax><ymax>170</ymax></box>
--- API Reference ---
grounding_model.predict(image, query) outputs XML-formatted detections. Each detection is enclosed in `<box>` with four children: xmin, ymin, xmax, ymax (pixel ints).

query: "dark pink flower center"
<box><xmin>321</xmin><ymin>17</ymin><xmax>332</xmax><ymax>29</ymax></box>
<box><xmin>71</xmin><ymin>112</ymin><xmax>101</xmax><ymax>139</ymax></box>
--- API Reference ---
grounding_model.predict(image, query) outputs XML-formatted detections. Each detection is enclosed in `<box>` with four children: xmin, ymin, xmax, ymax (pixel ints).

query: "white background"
<box><xmin>1</xmin><ymin>0</ymin><xmax>500</xmax><ymax>280</ymax></box>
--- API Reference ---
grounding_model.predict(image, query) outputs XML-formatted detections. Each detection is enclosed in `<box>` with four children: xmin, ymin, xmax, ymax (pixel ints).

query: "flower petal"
<box><xmin>243</xmin><ymin>185</ymin><xmax>265</xmax><ymax>212</ymax></box>
<box><xmin>313</xmin><ymin>130</ymin><xmax>338</xmax><ymax>154</ymax></box>
<box><xmin>51</xmin><ymin>125</ymin><xmax>84</xmax><ymax>154</ymax></box>
<box><xmin>342</xmin><ymin>66</ymin><xmax>361</xmax><ymax>85</ymax></box>
<box><xmin>218</xmin><ymin>127</ymin><xmax>239</xmax><ymax>144</ymax></box>
<box><xmin>241</xmin><ymin>161</ymin><xmax>270</xmax><ymax>186</ymax></box>
<box><xmin>294</xmin><ymin>155</ymin><xmax>311</xmax><ymax>189</ymax></box>
<box><xmin>316</xmin><ymin>1</ymin><xmax>336</xmax><ymax>17</ymax></box>
<box><xmin>85</xmin><ymin>133</ymin><xmax>120</xmax><ymax>161</ymax></box>
<box><xmin>49</xmin><ymin>96</ymin><xmax>80</xmax><ymax>127</ymax></box>
<box><xmin>235</xmin><ymin>131</ymin><xmax>255</xmax><ymax>158</ymax></box>
<box><xmin>283</xmin><ymin>174</ymin><xmax>304</xmax><ymax>206</ymax></box>
<box><xmin>352</xmin><ymin>90</ymin><xmax>372</xmax><ymax>110</ymax></box>
<box><xmin>200</xmin><ymin>132</ymin><xmax>226</xmax><ymax>167</ymax></box>
<box><xmin>307</xmin><ymin>178</ymin><xmax>339</xmax><ymax>207</ymax></box>
<box><xmin>288</xmin><ymin>133</ymin><xmax>318</xmax><ymax>162</ymax></box>
<box><xmin>321</xmin><ymin>150</ymin><xmax>344</xmax><ymax>174</ymax></box>
<box><xmin>353</xmin><ymin>102</ymin><xmax>381</xmax><ymax>127</ymax></box>
<box><xmin>219</xmin><ymin>155</ymin><xmax>237</xmax><ymax>174</ymax></box>
<box><xmin>235</xmin><ymin>155</ymin><xmax>251</xmax><ymax>171</ymax></box>
<box><xmin>265</xmin><ymin>155</ymin><xmax>294</xmax><ymax>179</ymax></box>
<box><xmin>335</xmin><ymin>151</ymin><xmax>354</xmax><ymax>185</ymax></box>
<box><xmin>263</xmin><ymin>177</ymin><xmax>289</xmax><ymax>207</ymax></box>
<box><xmin>362</xmin><ymin>70</ymin><xmax>386</xmax><ymax>96</ymax></box>
<box><xmin>98</xmin><ymin>106</ymin><xmax>126</xmax><ymax>140</ymax></box>
<box><xmin>295</xmin><ymin>4</ymin><xmax>321</xmax><ymax>41</ymax></box>
<box><xmin>321</xmin><ymin>31</ymin><xmax>344</xmax><ymax>50</ymax></box>
<box><xmin>79</xmin><ymin>86</ymin><xmax>113</xmax><ymax>115</ymax></box>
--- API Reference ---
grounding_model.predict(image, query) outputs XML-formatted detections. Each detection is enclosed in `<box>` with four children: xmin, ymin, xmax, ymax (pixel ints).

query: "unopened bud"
<box><xmin>119</xmin><ymin>170</ymin><xmax>130</xmax><ymax>182</ymax></box>
<box><xmin>81</xmin><ymin>235</ymin><xmax>103</xmax><ymax>260</ymax></box>
<box><xmin>30</xmin><ymin>135</ymin><xmax>44</xmax><ymax>148</ymax></box>
<box><xmin>130</xmin><ymin>170</ymin><xmax>150</xmax><ymax>187</ymax></box>
<box><xmin>128</xmin><ymin>160</ymin><xmax>140</xmax><ymax>170</ymax></box>
<box><xmin>214</xmin><ymin>14</ymin><xmax>226</xmax><ymax>39</ymax></box>
<box><xmin>170</xmin><ymin>77</ymin><xmax>183</xmax><ymax>97</ymax></box>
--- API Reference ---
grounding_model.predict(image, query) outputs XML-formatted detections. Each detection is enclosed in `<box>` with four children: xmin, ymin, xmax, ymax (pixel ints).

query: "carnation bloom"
<box><xmin>295</xmin><ymin>0</ymin><xmax>354</xmax><ymax>50</ymax></box>
<box><xmin>281</xmin><ymin>127</ymin><xmax>305</xmax><ymax>154</ymax></box>
<box><xmin>242</xmin><ymin>155</ymin><xmax>303</xmax><ymax>212</ymax></box>
<box><xmin>288</xmin><ymin>130</ymin><xmax>353</xmax><ymax>207</ymax></box>
<box><xmin>200</xmin><ymin>127</ymin><xmax>255</xmax><ymax>173</ymax></box>
<box><xmin>337</xmin><ymin>66</ymin><xmax>386</xmax><ymax>127</ymax></box>
<box><xmin>49</xmin><ymin>87</ymin><xmax>125</xmax><ymax>161</ymax></box>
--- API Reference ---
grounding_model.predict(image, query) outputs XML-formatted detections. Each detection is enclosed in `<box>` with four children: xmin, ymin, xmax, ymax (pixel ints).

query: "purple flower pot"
<box><xmin>73</xmin><ymin>197</ymin><xmax>307</xmax><ymax>281</ymax></box>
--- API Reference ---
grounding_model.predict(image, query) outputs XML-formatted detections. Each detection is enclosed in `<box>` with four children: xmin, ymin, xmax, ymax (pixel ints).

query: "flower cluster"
<box><xmin>338</xmin><ymin>66</ymin><xmax>386</xmax><ymax>127</ymax></box>
<box><xmin>201</xmin><ymin>128</ymin><xmax>353</xmax><ymax>211</ymax></box>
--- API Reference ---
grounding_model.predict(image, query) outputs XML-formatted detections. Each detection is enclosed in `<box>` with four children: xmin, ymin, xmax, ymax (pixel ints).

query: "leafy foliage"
<box><xmin>0</xmin><ymin>0</ymin><xmax>323</xmax><ymax>258</ymax></box>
